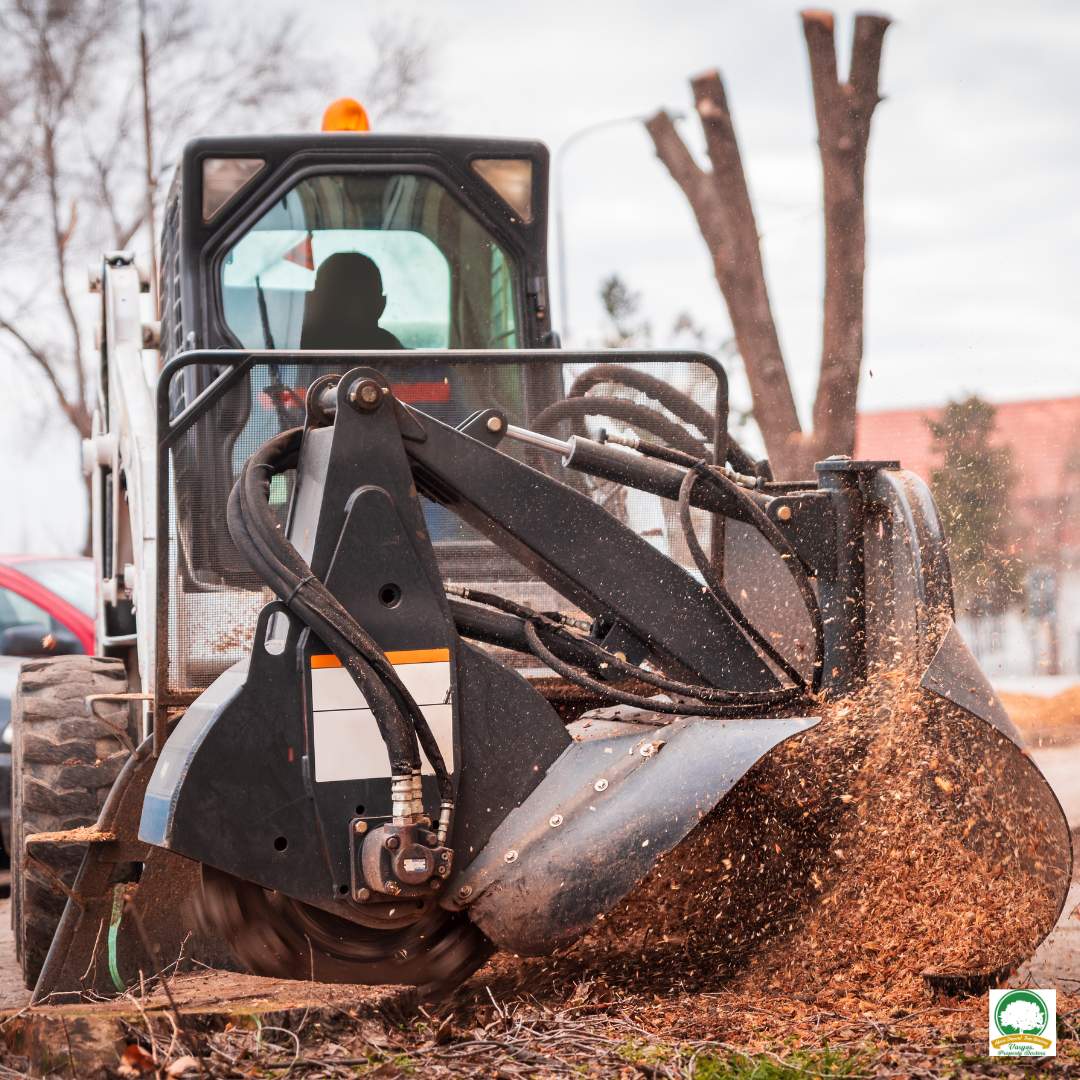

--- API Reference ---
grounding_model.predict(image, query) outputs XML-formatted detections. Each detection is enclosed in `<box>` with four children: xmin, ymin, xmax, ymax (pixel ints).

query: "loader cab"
<box><xmin>151</xmin><ymin>132</ymin><xmax>733</xmax><ymax>702</ymax></box>
<box><xmin>160</xmin><ymin>134</ymin><xmax>553</xmax><ymax>365</ymax></box>
<box><xmin>159</xmin><ymin>133</ymin><xmax>558</xmax><ymax>608</ymax></box>
<box><xmin>160</xmin><ymin>134</ymin><xmax>555</xmax><ymax>484</ymax></box>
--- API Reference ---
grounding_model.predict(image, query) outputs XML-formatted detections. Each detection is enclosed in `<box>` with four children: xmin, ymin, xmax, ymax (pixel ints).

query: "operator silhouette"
<box><xmin>300</xmin><ymin>252</ymin><xmax>404</xmax><ymax>350</ymax></box>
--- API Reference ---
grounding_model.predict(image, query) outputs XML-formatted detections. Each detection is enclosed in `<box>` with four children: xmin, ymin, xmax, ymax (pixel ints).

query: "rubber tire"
<box><xmin>10</xmin><ymin>656</ymin><xmax>135</xmax><ymax>990</ymax></box>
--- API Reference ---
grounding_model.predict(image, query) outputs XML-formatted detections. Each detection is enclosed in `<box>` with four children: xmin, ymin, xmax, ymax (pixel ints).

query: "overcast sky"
<box><xmin>380</xmin><ymin>0</ymin><xmax>1078</xmax><ymax>414</ymax></box>
<box><xmin>3</xmin><ymin>0</ymin><xmax>1077</xmax><ymax>553</ymax></box>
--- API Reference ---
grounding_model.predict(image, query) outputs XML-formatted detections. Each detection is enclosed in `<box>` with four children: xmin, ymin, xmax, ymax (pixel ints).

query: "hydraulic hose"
<box><xmin>589</xmin><ymin>428</ymin><xmax>821</xmax><ymax>690</ymax></box>
<box><xmin>562</xmin><ymin>363</ymin><xmax>763</xmax><ymax>475</ymax></box>
<box><xmin>227</xmin><ymin>428</ymin><xmax>453</xmax><ymax>803</ymax></box>
<box><xmin>451</xmin><ymin>585</ymin><xmax>809</xmax><ymax>714</ymax></box>
<box><xmin>531</xmin><ymin>396</ymin><xmax>710</xmax><ymax>460</ymax></box>
<box><xmin>568</xmin><ymin>365</ymin><xmax>717</xmax><ymax>445</ymax></box>
<box><xmin>522</xmin><ymin>621</ymin><xmax>804</xmax><ymax>718</ymax></box>
<box><xmin>677</xmin><ymin>464</ymin><xmax>824</xmax><ymax>693</ymax></box>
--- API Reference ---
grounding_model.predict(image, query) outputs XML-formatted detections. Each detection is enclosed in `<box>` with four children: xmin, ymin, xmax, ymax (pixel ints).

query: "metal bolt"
<box><xmin>436</xmin><ymin>864</ymin><xmax>450</xmax><ymax>876</ymax></box>
<box><xmin>549</xmin><ymin>814</ymin><xmax>563</xmax><ymax>828</ymax></box>
<box><xmin>385</xmin><ymin>835</ymin><xmax>400</xmax><ymax>850</ymax></box>
<box><xmin>504</xmin><ymin>849</ymin><xmax>519</xmax><ymax>863</ymax></box>
<box><xmin>486</xmin><ymin>414</ymin><xmax>504</xmax><ymax>433</ymax></box>
<box><xmin>353</xmin><ymin>820</ymin><xmax>368</xmax><ymax>835</ymax></box>
<box><xmin>457</xmin><ymin>884</ymin><xmax>474</xmax><ymax>901</ymax></box>
<box><xmin>355</xmin><ymin>887</ymin><xmax>371</xmax><ymax>901</ymax></box>
<box><xmin>349</xmin><ymin>379</ymin><xmax>383</xmax><ymax>411</ymax></box>
<box><xmin>383</xmin><ymin>880</ymin><xmax>401</xmax><ymax>895</ymax></box>
<box><xmin>594</xmin><ymin>778</ymin><xmax>609</xmax><ymax>792</ymax></box>
<box><xmin>776</xmin><ymin>504</ymin><xmax>793</xmax><ymax>522</ymax></box>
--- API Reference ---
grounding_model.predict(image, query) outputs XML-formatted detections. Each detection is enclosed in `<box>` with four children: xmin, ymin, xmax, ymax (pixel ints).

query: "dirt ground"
<box><xmin>0</xmin><ymin>889</ymin><xmax>1076</xmax><ymax>1078</ymax></box>
<box><xmin>2</xmin><ymin>680</ymin><xmax>1078</xmax><ymax>1077</ymax></box>
<box><xmin>1</xmin><ymin>860</ymin><xmax>1076</xmax><ymax>1076</ymax></box>
<box><xmin>0</xmin><ymin>897</ymin><xmax>21</xmax><ymax>1014</ymax></box>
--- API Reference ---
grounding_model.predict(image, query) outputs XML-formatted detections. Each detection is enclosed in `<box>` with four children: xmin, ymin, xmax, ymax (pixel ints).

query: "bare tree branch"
<box><xmin>0</xmin><ymin>1</ymin><xmax>441</xmax><ymax>554</ymax></box>
<box><xmin>41</xmin><ymin>123</ymin><xmax>86</xmax><ymax>410</ymax></box>
<box><xmin>364</xmin><ymin>19</ymin><xmax>437</xmax><ymax>127</ymax></box>
<box><xmin>0</xmin><ymin>316</ymin><xmax>90</xmax><ymax>436</ymax></box>
<box><xmin>849</xmin><ymin>12</ymin><xmax>891</xmax><ymax>99</ymax></box>
<box><xmin>644</xmin><ymin>111</ymin><xmax>713</xmax><ymax>216</ymax></box>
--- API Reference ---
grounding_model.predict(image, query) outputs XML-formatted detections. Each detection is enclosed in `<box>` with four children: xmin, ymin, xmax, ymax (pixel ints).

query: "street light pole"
<box><xmin>554</xmin><ymin>112</ymin><xmax>683</xmax><ymax>344</ymax></box>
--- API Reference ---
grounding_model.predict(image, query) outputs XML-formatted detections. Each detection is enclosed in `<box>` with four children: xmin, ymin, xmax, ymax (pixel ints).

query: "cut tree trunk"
<box><xmin>645</xmin><ymin>9</ymin><xmax>891</xmax><ymax>480</ymax></box>
<box><xmin>803</xmin><ymin>10</ymin><xmax>891</xmax><ymax>466</ymax></box>
<box><xmin>646</xmin><ymin>89</ymin><xmax>805</xmax><ymax>480</ymax></box>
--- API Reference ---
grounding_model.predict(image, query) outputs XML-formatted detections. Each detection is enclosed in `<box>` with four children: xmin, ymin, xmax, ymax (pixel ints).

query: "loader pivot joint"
<box><xmin>356</xmin><ymin>821</ymin><xmax>453</xmax><ymax>899</ymax></box>
<box><xmin>348</xmin><ymin>377</ymin><xmax>384</xmax><ymax>412</ymax></box>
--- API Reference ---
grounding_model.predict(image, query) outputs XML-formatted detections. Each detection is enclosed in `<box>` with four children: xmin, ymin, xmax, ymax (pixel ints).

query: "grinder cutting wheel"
<box><xmin>11</xmin><ymin>112</ymin><xmax>1070</xmax><ymax>1003</ymax></box>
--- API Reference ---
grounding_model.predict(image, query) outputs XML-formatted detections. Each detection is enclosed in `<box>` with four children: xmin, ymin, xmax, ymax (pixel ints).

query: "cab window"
<box><xmin>221</xmin><ymin>173</ymin><xmax>521</xmax><ymax>351</ymax></box>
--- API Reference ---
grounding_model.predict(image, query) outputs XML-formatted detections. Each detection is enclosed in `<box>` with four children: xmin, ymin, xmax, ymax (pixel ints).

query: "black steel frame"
<box><xmin>154</xmin><ymin>348</ymin><xmax>730</xmax><ymax>744</ymax></box>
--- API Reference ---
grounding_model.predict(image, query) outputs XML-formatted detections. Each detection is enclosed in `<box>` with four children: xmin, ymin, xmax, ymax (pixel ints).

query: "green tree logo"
<box><xmin>995</xmin><ymin>991</ymin><xmax>1047</xmax><ymax>1037</ymax></box>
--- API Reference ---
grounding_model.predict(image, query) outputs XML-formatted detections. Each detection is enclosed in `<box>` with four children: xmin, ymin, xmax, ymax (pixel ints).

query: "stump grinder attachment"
<box><xmin>31</xmin><ymin>356</ymin><xmax>1072</xmax><ymax>1001</ymax></box>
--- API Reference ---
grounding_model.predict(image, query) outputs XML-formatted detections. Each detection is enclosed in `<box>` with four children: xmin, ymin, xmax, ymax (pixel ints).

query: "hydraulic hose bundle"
<box><xmin>448</xmin><ymin>457</ymin><xmax>823</xmax><ymax>715</ymax></box>
<box><xmin>532</xmin><ymin>364</ymin><xmax>765</xmax><ymax>478</ymax></box>
<box><xmin>226</xmin><ymin>427</ymin><xmax>453</xmax><ymax>824</ymax></box>
<box><xmin>466</xmin><ymin>365</ymin><xmax>821</xmax><ymax>715</ymax></box>
<box><xmin>451</xmin><ymin>452</ymin><xmax>822</xmax><ymax>718</ymax></box>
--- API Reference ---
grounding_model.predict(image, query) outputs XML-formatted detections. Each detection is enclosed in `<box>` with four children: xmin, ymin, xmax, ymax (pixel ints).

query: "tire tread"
<box><xmin>11</xmin><ymin>655</ymin><xmax>134</xmax><ymax>989</ymax></box>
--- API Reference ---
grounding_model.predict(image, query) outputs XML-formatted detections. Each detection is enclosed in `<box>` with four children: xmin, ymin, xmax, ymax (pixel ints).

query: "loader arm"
<box><xmin>347</xmin><ymin>384</ymin><xmax>783</xmax><ymax>693</ymax></box>
<box><xmin>85</xmin><ymin>254</ymin><xmax>159</xmax><ymax>710</ymax></box>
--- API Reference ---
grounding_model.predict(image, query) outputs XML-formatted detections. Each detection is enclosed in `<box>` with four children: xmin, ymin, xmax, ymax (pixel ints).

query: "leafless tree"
<box><xmin>0</xmin><ymin>0</ymin><xmax>436</xmax><ymax>549</ymax></box>
<box><xmin>645</xmin><ymin>9</ymin><xmax>891</xmax><ymax>478</ymax></box>
<box><xmin>363</xmin><ymin>19</ymin><xmax>439</xmax><ymax>128</ymax></box>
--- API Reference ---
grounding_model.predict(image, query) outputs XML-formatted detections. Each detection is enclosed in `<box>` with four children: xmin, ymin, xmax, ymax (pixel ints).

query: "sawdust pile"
<box><xmin>567</xmin><ymin>668</ymin><xmax>1070</xmax><ymax>1006</ymax></box>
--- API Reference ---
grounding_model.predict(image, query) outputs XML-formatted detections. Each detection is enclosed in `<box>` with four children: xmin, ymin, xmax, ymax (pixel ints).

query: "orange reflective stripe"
<box><xmin>385</xmin><ymin>648</ymin><xmax>451</xmax><ymax>665</ymax></box>
<box><xmin>310</xmin><ymin>648</ymin><xmax>450</xmax><ymax>669</ymax></box>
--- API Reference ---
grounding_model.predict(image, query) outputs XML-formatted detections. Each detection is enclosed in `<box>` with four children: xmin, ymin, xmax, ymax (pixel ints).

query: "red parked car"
<box><xmin>0</xmin><ymin>555</ymin><xmax>95</xmax><ymax>864</ymax></box>
<box><xmin>0</xmin><ymin>556</ymin><xmax>94</xmax><ymax>658</ymax></box>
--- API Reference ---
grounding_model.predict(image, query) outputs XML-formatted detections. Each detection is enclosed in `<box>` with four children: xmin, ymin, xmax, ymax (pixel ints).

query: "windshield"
<box><xmin>221</xmin><ymin>172</ymin><xmax>521</xmax><ymax>351</ymax></box>
<box><xmin>15</xmin><ymin>558</ymin><xmax>94</xmax><ymax>616</ymax></box>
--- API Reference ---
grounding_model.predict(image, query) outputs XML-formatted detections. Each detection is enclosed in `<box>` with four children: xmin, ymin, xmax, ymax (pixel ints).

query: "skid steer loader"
<box><xmin>10</xmin><ymin>110</ymin><xmax>1072</xmax><ymax>1003</ymax></box>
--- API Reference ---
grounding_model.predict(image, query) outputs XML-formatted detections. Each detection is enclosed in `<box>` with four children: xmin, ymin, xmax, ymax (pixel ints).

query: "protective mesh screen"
<box><xmin>164</xmin><ymin>354</ymin><xmax>724</xmax><ymax>694</ymax></box>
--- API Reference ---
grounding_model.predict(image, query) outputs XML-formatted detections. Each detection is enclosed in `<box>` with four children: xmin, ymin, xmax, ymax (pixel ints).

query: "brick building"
<box><xmin>856</xmin><ymin>396</ymin><xmax>1080</xmax><ymax>677</ymax></box>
